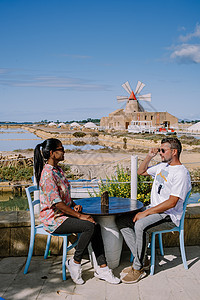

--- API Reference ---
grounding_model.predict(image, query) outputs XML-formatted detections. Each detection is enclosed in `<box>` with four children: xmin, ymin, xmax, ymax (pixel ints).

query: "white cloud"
<box><xmin>170</xmin><ymin>44</ymin><xmax>200</xmax><ymax>63</ymax></box>
<box><xmin>179</xmin><ymin>23</ymin><xmax>200</xmax><ymax>42</ymax></box>
<box><xmin>0</xmin><ymin>68</ymin><xmax>10</xmax><ymax>74</ymax></box>
<box><xmin>167</xmin><ymin>23</ymin><xmax>200</xmax><ymax>64</ymax></box>
<box><xmin>0</xmin><ymin>69</ymin><xmax>111</xmax><ymax>91</ymax></box>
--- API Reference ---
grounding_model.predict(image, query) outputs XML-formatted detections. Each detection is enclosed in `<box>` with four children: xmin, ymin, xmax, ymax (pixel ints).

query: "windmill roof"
<box><xmin>129</xmin><ymin>91</ymin><xmax>137</xmax><ymax>100</ymax></box>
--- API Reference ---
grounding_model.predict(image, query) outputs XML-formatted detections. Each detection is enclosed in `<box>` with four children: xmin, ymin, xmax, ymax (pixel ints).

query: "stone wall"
<box><xmin>0</xmin><ymin>211</ymin><xmax>78</xmax><ymax>257</ymax></box>
<box><xmin>0</xmin><ymin>204</ymin><xmax>199</xmax><ymax>257</ymax></box>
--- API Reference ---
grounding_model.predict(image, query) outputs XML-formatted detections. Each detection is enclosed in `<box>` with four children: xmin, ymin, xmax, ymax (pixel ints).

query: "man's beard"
<box><xmin>161</xmin><ymin>156</ymin><xmax>172</xmax><ymax>164</ymax></box>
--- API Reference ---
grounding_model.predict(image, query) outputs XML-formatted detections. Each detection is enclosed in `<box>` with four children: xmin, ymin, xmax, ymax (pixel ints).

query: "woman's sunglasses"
<box><xmin>55</xmin><ymin>146</ymin><xmax>65</xmax><ymax>152</ymax></box>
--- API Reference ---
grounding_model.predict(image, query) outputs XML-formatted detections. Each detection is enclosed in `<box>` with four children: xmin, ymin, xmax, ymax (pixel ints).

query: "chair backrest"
<box><xmin>25</xmin><ymin>185</ymin><xmax>40</xmax><ymax>229</ymax></box>
<box><xmin>179</xmin><ymin>190</ymin><xmax>191</xmax><ymax>229</ymax></box>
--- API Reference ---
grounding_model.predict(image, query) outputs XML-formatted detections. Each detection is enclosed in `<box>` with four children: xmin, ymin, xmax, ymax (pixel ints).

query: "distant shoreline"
<box><xmin>0</xmin><ymin>125</ymin><xmax>199</xmax><ymax>175</ymax></box>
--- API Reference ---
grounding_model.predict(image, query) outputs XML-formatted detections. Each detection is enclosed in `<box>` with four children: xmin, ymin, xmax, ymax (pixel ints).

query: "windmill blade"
<box><xmin>137</xmin><ymin>93</ymin><xmax>151</xmax><ymax>102</ymax></box>
<box><xmin>145</xmin><ymin>101</ymin><xmax>157</xmax><ymax>112</ymax></box>
<box><xmin>135</xmin><ymin>81</ymin><xmax>145</xmax><ymax>95</ymax></box>
<box><xmin>138</xmin><ymin>102</ymin><xmax>145</xmax><ymax>112</ymax></box>
<box><xmin>117</xmin><ymin>96</ymin><xmax>129</xmax><ymax>103</ymax></box>
<box><xmin>122</xmin><ymin>81</ymin><xmax>132</xmax><ymax>94</ymax></box>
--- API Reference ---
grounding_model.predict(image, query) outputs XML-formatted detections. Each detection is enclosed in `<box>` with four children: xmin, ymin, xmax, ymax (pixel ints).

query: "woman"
<box><xmin>34</xmin><ymin>138</ymin><xmax>120</xmax><ymax>285</ymax></box>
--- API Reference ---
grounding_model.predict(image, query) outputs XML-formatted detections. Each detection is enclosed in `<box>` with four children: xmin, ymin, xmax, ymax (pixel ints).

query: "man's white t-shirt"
<box><xmin>147</xmin><ymin>163</ymin><xmax>191</xmax><ymax>226</ymax></box>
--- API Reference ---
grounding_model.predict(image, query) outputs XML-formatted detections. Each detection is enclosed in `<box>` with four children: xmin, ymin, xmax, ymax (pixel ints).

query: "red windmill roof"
<box><xmin>129</xmin><ymin>91</ymin><xmax>137</xmax><ymax>100</ymax></box>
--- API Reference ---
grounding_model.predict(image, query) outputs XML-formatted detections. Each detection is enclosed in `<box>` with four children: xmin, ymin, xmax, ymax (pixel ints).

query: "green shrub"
<box><xmin>0</xmin><ymin>166</ymin><xmax>33</xmax><ymax>182</ymax></box>
<box><xmin>190</xmin><ymin>169</ymin><xmax>200</xmax><ymax>193</ymax></box>
<box><xmin>73</xmin><ymin>132</ymin><xmax>86</xmax><ymax>138</ymax></box>
<box><xmin>90</xmin><ymin>132</ymin><xmax>99</xmax><ymax>137</ymax></box>
<box><xmin>90</xmin><ymin>165</ymin><xmax>152</xmax><ymax>205</ymax></box>
<box><xmin>0</xmin><ymin>194</ymin><xmax>29</xmax><ymax>211</ymax></box>
<box><xmin>73</xmin><ymin>141</ymin><xmax>86</xmax><ymax>146</ymax></box>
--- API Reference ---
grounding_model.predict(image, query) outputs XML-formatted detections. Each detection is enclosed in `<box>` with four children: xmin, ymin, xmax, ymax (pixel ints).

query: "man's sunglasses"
<box><xmin>158</xmin><ymin>148</ymin><xmax>175</xmax><ymax>154</ymax></box>
<box><xmin>158</xmin><ymin>148</ymin><xmax>168</xmax><ymax>154</ymax></box>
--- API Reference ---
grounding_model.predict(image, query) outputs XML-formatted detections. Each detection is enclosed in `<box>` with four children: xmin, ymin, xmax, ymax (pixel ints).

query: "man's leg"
<box><xmin>115</xmin><ymin>213</ymin><xmax>137</xmax><ymax>258</ymax></box>
<box><xmin>121</xmin><ymin>213</ymin><xmax>175</xmax><ymax>283</ymax></box>
<box><xmin>133</xmin><ymin>213</ymin><xmax>175</xmax><ymax>270</ymax></box>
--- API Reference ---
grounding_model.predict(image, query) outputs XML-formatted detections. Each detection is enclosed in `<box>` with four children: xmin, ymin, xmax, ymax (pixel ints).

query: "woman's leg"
<box><xmin>55</xmin><ymin>217</ymin><xmax>120</xmax><ymax>284</ymax></box>
<box><xmin>90</xmin><ymin>223</ymin><xmax>107</xmax><ymax>266</ymax></box>
<box><xmin>54</xmin><ymin>217</ymin><xmax>95</xmax><ymax>263</ymax></box>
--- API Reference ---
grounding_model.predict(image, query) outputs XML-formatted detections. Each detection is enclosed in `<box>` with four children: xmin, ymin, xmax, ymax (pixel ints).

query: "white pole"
<box><xmin>131</xmin><ymin>155</ymin><xmax>138</xmax><ymax>200</ymax></box>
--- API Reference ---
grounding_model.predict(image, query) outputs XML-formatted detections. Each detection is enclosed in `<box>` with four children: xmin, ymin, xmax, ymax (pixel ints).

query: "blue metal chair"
<box><xmin>24</xmin><ymin>185</ymin><xmax>79</xmax><ymax>280</ymax></box>
<box><xmin>130</xmin><ymin>190</ymin><xmax>191</xmax><ymax>275</ymax></box>
<box><xmin>130</xmin><ymin>236</ymin><xmax>163</xmax><ymax>263</ymax></box>
<box><xmin>150</xmin><ymin>190</ymin><xmax>191</xmax><ymax>275</ymax></box>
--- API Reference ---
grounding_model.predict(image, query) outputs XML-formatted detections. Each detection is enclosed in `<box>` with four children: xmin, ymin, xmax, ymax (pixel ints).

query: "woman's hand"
<box><xmin>55</xmin><ymin>202</ymin><xmax>95</xmax><ymax>223</ymax></box>
<box><xmin>74</xmin><ymin>205</ymin><xmax>82</xmax><ymax>212</ymax></box>
<box><xmin>79</xmin><ymin>214</ymin><xmax>96</xmax><ymax>224</ymax></box>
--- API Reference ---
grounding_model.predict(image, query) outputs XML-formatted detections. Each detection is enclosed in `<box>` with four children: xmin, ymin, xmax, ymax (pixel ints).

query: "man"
<box><xmin>116</xmin><ymin>137</ymin><xmax>191</xmax><ymax>284</ymax></box>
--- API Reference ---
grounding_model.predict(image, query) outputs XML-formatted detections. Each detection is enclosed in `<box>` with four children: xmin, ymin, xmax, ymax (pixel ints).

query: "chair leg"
<box><xmin>62</xmin><ymin>236</ymin><xmax>68</xmax><ymax>281</ymax></box>
<box><xmin>158</xmin><ymin>233</ymin><xmax>164</xmax><ymax>256</ymax></box>
<box><xmin>44</xmin><ymin>235</ymin><xmax>52</xmax><ymax>259</ymax></box>
<box><xmin>130</xmin><ymin>253</ymin><xmax>134</xmax><ymax>263</ymax></box>
<box><xmin>150</xmin><ymin>233</ymin><xmax>156</xmax><ymax>275</ymax></box>
<box><xmin>24</xmin><ymin>233</ymin><xmax>35</xmax><ymax>274</ymax></box>
<box><xmin>88</xmin><ymin>242</ymin><xmax>98</xmax><ymax>270</ymax></box>
<box><xmin>179</xmin><ymin>230</ymin><xmax>188</xmax><ymax>270</ymax></box>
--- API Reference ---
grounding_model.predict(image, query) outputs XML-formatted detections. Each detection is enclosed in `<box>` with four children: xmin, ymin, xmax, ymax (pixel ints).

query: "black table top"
<box><xmin>74</xmin><ymin>197</ymin><xmax>143</xmax><ymax>216</ymax></box>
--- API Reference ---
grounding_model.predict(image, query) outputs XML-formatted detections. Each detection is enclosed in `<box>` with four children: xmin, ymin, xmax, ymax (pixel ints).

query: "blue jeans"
<box><xmin>116</xmin><ymin>209</ymin><xmax>175</xmax><ymax>270</ymax></box>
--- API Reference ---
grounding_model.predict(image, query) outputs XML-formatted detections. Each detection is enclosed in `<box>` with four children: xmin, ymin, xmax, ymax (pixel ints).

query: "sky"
<box><xmin>0</xmin><ymin>0</ymin><xmax>200</xmax><ymax>122</ymax></box>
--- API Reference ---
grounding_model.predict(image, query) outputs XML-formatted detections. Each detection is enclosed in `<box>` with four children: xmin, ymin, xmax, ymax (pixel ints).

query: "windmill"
<box><xmin>117</xmin><ymin>81</ymin><xmax>151</xmax><ymax>113</ymax></box>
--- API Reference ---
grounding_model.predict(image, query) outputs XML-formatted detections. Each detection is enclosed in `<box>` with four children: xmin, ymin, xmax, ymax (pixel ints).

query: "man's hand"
<box><xmin>133</xmin><ymin>210</ymin><xmax>148</xmax><ymax>222</ymax></box>
<box><xmin>148</xmin><ymin>148</ymin><xmax>159</xmax><ymax>158</ymax></box>
<box><xmin>74</xmin><ymin>205</ymin><xmax>82</xmax><ymax>212</ymax></box>
<box><xmin>137</xmin><ymin>147</ymin><xmax>159</xmax><ymax>175</ymax></box>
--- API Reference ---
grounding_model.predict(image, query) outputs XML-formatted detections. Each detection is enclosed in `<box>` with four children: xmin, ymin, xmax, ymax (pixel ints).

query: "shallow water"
<box><xmin>0</xmin><ymin>128</ymin><xmax>105</xmax><ymax>151</ymax></box>
<box><xmin>188</xmin><ymin>192</ymin><xmax>200</xmax><ymax>204</ymax></box>
<box><xmin>0</xmin><ymin>128</ymin><xmax>41</xmax><ymax>151</ymax></box>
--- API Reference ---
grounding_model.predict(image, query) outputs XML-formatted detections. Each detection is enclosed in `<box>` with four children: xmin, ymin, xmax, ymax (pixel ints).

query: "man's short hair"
<box><xmin>161</xmin><ymin>137</ymin><xmax>182</xmax><ymax>158</ymax></box>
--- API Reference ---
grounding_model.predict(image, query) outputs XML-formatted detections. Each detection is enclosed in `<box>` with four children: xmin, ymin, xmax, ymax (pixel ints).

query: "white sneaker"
<box><xmin>66</xmin><ymin>258</ymin><xmax>84</xmax><ymax>285</ymax></box>
<box><xmin>94</xmin><ymin>266</ymin><xmax>121</xmax><ymax>284</ymax></box>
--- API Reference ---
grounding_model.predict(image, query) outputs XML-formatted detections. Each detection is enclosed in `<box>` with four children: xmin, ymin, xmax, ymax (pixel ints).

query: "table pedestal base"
<box><xmin>92</xmin><ymin>215</ymin><xmax>123</xmax><ymax>269</ymax></box>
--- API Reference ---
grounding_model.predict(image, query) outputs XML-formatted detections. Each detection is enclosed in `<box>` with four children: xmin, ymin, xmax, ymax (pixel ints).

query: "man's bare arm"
<box><xmin>137</xmin><ymin>148</ymin><xmax>159</xmax><ymax>176</ymax></box>
<box><xmin>133</xmin><ymin>195</ymin><xmax>179</xmax><ymax>222</ymax></box>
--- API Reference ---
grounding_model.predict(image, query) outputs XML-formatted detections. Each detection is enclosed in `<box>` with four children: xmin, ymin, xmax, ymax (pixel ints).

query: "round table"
<box><xmin>75</xmin><ymin>197</ymin><xmax>143</xmax><ymax>269</ymax></box>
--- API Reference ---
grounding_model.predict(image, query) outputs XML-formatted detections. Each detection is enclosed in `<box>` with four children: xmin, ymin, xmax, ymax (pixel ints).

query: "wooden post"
<box><xmin>101</xmin><ymin>191</ymin><xmax>109</xmax><ymax>213</ymax></box>
<box><xmin>101</xmin><ymin>191</ymin><xmax>109</xmax><ymax>206</ymax></box>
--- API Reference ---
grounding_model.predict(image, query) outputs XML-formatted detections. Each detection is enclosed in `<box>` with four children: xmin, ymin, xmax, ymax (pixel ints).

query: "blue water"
<box><xmin>0</xmin><ymin>128</ymin><xmax>41</xmax><ymax>151</ymax></box>
<box><xmin>0</xmin><ymin>128</ymin><xmax>105</xmax><ymax>151</ymax></box>
<box><xmin>63</xmin><ymin>144</ymin><xmax>104</xmax><ymax>150</ymax></box>
<box><xmin>188</xmin><ymin>192</ymin><xmax>200</xmax><ymax>204</ymax></box>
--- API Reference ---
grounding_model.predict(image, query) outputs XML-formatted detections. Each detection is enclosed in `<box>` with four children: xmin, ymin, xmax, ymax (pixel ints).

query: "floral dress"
<box><xmin>39</xmin><ymin>164</ymin><xmax>72</xmax><ymax>233</ymax></box>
